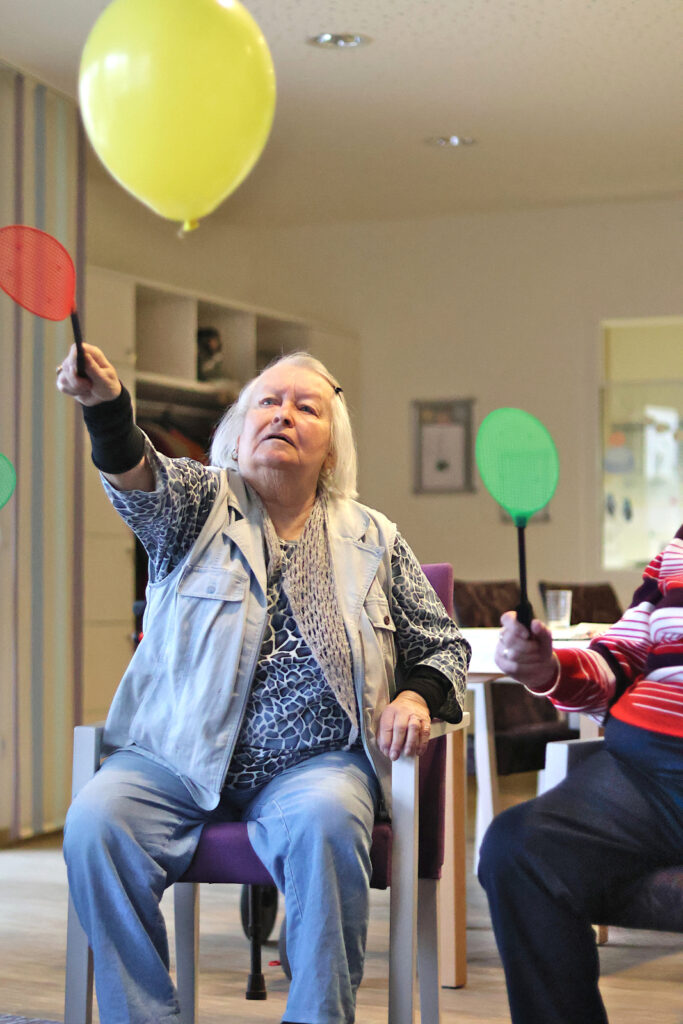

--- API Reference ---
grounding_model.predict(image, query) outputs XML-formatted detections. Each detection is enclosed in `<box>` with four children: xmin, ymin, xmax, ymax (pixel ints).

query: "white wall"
<box><xmin>88</xmin><ymin>177</ymin><xmax>683</xmax><ymax>611</ymax></box>
<box><xmin>239</xmin><ymin>198</ymin><xmax>683</xmax><ymax>612</ymax></box>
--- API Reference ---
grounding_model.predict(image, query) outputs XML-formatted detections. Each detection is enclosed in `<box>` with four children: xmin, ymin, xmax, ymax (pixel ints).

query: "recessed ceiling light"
<box><xmin>307</xmin><ymin>33</ymin><xmax>372</xmax><ymax>49</ymax></box>
<box><xmin>427</xmin><ymin>135</ymin><xmax>477</xmax><ymax>148</ymax></box>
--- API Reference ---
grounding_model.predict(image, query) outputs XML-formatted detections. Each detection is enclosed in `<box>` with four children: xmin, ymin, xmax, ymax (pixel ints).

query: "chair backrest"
<box><xmin>421</xmin><ymin>562</ymin><xmax>454</xmax><ymax>617</ymax></box>
<box><xmin>452</xmin><ymin>578</ymin><xmax>520</xmax><ymax>627</ymax></box>
<box><xmin>607</xmin><ymin>865</ymin><xmax>683</xmax><ymax>932</ymax></box>
<box><xmin>538</xmin><ymin>581</ymin><xmax>622</xmax><ymax>625</ymax></box>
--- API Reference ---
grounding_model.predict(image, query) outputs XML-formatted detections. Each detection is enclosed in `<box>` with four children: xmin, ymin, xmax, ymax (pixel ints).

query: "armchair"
<box><xmin>65</xmin><ymin>563</ymin><xmax>469</xmax><ymax>1024</ymax></box>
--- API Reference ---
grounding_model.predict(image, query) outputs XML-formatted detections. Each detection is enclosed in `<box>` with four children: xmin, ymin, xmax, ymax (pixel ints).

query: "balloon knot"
<box><xmin>178</xmin><ymin>220</ymin><xmax>199</xmax><ymax>238</ymax></box>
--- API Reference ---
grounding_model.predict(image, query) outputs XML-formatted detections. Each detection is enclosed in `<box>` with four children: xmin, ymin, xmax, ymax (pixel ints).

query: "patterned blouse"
<box><xmin>224</xmin><ymin>539</ymin><xmax>356</xmax><ymax>787</ymax></box>
<box><xmin>104</xmin><ymin>447</ymin><xmax>469</xmax><ymax>787</ymax></box>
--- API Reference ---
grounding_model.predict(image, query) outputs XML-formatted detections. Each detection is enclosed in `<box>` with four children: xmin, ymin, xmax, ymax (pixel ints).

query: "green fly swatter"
<box><xmin>476</xmin><ymin>408</ymin><xmax>559</xmax><ymax>628</ymax></box>
<box><xmin>0</xmin><ymin>453</ymin><xmax>16</xmax><ymax>510</ymax></box>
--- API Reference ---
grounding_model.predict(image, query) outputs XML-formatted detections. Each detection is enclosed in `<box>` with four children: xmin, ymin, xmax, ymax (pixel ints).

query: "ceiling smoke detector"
<box><xmin>427</xmin><ymin>135</ymin><xmax>477</xmax><ymax>148</ymax></box>
<box><xmin>307</xmin><ymin>33</ymin><xmax>372</xmax><ymax>49</ymax></box>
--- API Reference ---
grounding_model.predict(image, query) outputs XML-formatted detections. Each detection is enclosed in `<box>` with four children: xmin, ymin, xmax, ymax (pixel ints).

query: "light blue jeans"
<box><xmin>63</xmin><ymin>747</ymin><xmax>380</xmax><ymax>1024</ymax></box>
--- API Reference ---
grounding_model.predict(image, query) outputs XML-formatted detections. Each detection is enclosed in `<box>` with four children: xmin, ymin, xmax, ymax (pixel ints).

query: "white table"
<box><xmin>460</xmin><ymin>626</ymin><xmax>601</xmax><ymax>869</ymax></box>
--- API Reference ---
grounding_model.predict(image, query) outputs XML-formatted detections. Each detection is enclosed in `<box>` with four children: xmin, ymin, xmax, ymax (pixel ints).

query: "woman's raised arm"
<box><xmin>56</xmin><ymin>342</ymin><xmax>154</xmax><ymax>492</ymax></box>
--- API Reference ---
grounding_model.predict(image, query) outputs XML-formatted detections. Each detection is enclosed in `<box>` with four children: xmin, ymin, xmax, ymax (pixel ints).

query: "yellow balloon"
<box><xmin>79</xmin><ymin>0</ymin><xmax>276</xmax><ymax>229</ymax></box>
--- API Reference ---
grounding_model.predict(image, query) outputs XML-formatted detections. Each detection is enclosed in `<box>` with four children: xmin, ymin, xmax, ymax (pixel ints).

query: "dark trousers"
<box><xmin>478</xmin><ymin>718</ymin><xmax>683</xmax><ymax>1024</ymax></box>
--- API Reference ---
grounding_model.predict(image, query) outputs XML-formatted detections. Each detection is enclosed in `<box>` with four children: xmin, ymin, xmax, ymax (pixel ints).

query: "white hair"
<box><xmin>210</xmin><ymin>351</ymin><xmax>358</xmax><ymax>499</ymax></box>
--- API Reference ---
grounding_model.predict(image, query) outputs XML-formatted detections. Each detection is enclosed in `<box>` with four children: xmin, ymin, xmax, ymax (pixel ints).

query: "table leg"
<box><xmin>469</xmin><ymin>678</ymin><xmax>501</xmax><ymax>873</ymax></box>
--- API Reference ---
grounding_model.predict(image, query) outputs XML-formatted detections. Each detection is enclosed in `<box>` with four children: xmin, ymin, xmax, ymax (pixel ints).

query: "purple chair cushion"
<box><xmin>179</xmin><ymin>736</ymin><xmax>447</xmax><ymax>889</ymax></box>
<box><xmin>422</xmin><ymin>563</ymin><xmax>455</xmax><ymax>618</ymax></box>
<box><xmin>605</xmin><ymin>866</ymin><xmax>683</xmax><ymax>932</ymax></box>
<box><xmin>179</xmin><ymin>820</ymin><xmax>397</xmax><ymax>889</ymax></box>
<box><xmin>179</xmin><ymin>822</ymin><xmax>274</xmax><ymax>885</ymax></box>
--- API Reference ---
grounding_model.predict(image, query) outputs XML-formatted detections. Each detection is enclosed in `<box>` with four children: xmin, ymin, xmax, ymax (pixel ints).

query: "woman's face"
<box><xmin>236</xmin><ymin>364</ymin><xmax>334</xmax><ymax>498</ymax></box>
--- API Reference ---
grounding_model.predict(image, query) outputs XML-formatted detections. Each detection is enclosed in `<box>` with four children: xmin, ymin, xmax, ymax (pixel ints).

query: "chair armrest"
<box><xmin>72</xmin><ymin>724</ymin><xmax>106</xmax><ymax>798</ymax></box>
<box><xmin>69</xmin><ymin>715</ymin><xmax>470</xmax><ymax>806</ymax></box>
<box><xmin>538</xmin><ymin>736</ymin><xmax>604</xmax><ymax>795</ymax></box>
<box><xmin>389</xmin><ymin>713</ymin><xmax>470</xmax><ymax>857</ymax></box>
<box><xmin>429</xmin><ymin>713</ymin><xmax>470</xmax><ymax>739</ymax></box>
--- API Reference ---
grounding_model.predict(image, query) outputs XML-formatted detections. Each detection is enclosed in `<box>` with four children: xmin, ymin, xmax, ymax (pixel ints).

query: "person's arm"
<box><xmin>496</xmin><ymin>613</ymin><xmax>561</xmax><ymax>691</ymax></box>
<box><xmin>57</xmin><ymin>341</ymin><xmax>220</xmax><ymax>581</ymax></box>
<box><xmin>377</xmin><ymin>534</ymin><xmax>471</xmax><ymax>760</ymax></box>
<box><xmin>56</xmin><ymin>342</ymin><xmax>154</xmax><ymax>491</ymax></box>
<box><xmin>496</xmin><ymin>610</ymin><xmax>620</xmax><ymax>718</ymax></box>
<box><xmin>389</xmin><ymin>535</ymin><xmax>470</xmax><ymax>717</ymax></box>
<box><xmin>586</xmin><ymin>549</ymin><xmax>669</xmax><ymax>700</ymax></box>
<box><xmin>495</xmin><ymin>538</ymin><xmax>676</xmax><ymax>715</ymax></box>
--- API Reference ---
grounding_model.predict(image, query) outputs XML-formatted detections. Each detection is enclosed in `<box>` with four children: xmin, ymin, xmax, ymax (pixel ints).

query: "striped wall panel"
<box><xmin>0</xmin><ymin>63</ymin><xmax>86</xmax><ymax>840</ymax></box>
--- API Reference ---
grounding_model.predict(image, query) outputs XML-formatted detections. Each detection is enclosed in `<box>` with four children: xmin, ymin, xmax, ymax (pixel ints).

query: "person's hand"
<box><xmin>56</xmin><ymin>343</ymin><xmax>121</xmax><ymax>407</ymax></box>
<box><xmin>378</xmin><ymin>691</ymin><xmax>431</xmax><ymax>760</ymax></box>
<box><xmin>495</xmin><ymin>611</ymin><xmax>559</xmax><ymax>691</ymax></box>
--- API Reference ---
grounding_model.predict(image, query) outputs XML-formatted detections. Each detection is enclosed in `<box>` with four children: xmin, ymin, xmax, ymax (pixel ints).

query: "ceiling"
<box><xmin>1</xmin><ymin>0</ymin><xmax>682</xmax><ymax>227</ymax></box>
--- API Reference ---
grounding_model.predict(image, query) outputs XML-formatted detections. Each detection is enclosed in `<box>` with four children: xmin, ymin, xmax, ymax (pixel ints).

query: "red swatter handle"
<box><xmin>70</xmin><ymin>311</ymin><xmax>87</xmax><ymax>378</ymax></box>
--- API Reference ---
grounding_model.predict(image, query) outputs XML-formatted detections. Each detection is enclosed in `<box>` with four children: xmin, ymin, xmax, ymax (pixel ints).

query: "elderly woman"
<box><xmin>57</xmin><ymin>343</ymin><xmax>470</xmax><ymax>1024</ymax></box>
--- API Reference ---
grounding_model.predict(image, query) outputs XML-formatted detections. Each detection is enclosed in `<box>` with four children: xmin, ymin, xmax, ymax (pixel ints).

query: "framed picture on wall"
<box><xmin>413</xmin><ymin>398</ymin><xmax>475</xmax><ymax>493</ymax></box>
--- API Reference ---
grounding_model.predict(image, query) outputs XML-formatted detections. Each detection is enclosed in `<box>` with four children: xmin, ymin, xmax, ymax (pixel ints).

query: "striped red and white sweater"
<box><xmin>547</xmin><ymin>526</ymin><xmax>683</xmax><ymax>739</ymax></box>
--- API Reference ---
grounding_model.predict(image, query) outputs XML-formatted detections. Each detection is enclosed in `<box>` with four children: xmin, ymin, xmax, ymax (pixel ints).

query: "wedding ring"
<box><xmin>503</xmin><ymin>648</ymin><xmax>510</xmax><ymax>658</ymax></box>
<box><xmin>56</xmin><ymin>364</ymin><xmax>63</xmax><ymax>373</ymax></box>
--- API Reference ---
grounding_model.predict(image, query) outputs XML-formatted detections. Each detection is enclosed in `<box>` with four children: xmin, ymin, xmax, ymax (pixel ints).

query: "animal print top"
<box><xmin>224</xmin><ymin>539</ymin><xmax>356</xmax><ymax>787</ymax></box>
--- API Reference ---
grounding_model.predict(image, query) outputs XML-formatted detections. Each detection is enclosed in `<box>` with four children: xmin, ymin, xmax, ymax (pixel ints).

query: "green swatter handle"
<box><xmin>516</xmin><ymin>525</ymin><xmax>534</xmax><ymax>629</ymax></box>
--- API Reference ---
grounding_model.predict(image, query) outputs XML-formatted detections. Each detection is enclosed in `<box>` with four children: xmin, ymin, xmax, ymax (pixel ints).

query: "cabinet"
<box><xmin>82</xmin><ymin>265</ymin><xmax>359</xmax><ymax>722</ymax></box>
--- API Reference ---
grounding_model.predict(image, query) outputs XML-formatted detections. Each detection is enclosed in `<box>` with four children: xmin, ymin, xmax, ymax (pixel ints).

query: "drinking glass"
<box><xmin>545</xmin><ymin>589</ymin><xmax>572</xmax><ymax>630</ymax></box>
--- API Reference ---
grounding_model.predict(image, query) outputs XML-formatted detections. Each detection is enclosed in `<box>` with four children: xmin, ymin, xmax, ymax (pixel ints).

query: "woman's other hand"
<box><xmin>378</xmin><ymin>691</ymin><xmax>431</xmax><ymax>760</ymax></box>
<box><xmin>56</xmin><ymin>343</ymin><xmax>121</xmax><ymax>406</ymax></box>
<box><xmin>495</xmin><ymin>611</ymin><xmax>559</xmax><ymax>691</ymax></box>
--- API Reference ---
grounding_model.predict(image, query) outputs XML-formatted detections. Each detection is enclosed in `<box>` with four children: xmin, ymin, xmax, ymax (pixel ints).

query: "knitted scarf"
<box><xmin>260</xmin><ymin>492</ymin><xmax>359</xmax><ymax>744</ymax></box>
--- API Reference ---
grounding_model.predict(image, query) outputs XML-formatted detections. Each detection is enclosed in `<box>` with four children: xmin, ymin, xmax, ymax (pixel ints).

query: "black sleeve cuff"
<box><xmin>397</xmin><ymin>665</ymin><xmax>452</xmax><ymax>718</ymax></box>
<box><xmin>82</xmin><ymin>384</ymin><xmax>146</xmax><ymax>474</ymax></box>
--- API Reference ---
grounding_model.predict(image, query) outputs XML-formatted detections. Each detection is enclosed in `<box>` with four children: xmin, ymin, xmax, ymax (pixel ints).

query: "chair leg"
<box><xmin>64</xmin><ymin>894</ymin><xmax>94</xmax><ymax>1024</ymax></box>
<box><xmin>389</xmin><ymin>753</ymin><xmax>419</xmax><ymax>1024</ymax></box>
<box><xmin>174</xmin><ymin>881</ymin><xmax>199</xmax><ymax>1024</ymax></box>
<box><xmin>439</xmin><ymin>729</ymin><xmax>468</xmax><ymax>988</ymax></box>
<box><xmin>246</xmin><ymin>885</ymin><xmax>267</xmax><ymax>999</ymax></box>
<box><xmin>417</xmin><ymin>878</ymin><xmax>441</xmax><ymax>1024</ymax></box>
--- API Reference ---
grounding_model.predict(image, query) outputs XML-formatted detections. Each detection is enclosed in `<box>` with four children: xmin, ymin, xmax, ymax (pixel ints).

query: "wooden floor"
<box><xmin>0</xmin><ymin>776</ymin><xmax>681</xmax><ymax>1023</ymax></box>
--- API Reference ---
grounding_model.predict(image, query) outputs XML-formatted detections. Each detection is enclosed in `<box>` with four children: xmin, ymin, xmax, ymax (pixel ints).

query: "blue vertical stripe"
<box><xmin>31</xmin><ymin>83</ymin><xmax>47</xmax><ymax>834</ymax></box>
<box><xmin>11</xmin><ymin>71</ymin><xmax>25</xmax><ymax>842</ymax></box>
<box><xmin>53</xmin><ymin>95</ymin><xmax>70</xmax><ymax>813</ymax></box>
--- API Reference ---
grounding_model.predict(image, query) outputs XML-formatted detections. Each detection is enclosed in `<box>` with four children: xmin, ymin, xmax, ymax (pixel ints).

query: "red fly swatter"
<box><xmin>0</xmin><ymin>225</ymin><xmax>86</xmax><ymax>376</ymax></box>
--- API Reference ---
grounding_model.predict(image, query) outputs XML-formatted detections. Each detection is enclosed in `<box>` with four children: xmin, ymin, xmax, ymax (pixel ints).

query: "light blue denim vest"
<box><xmin>103</xmin><ymin>471</ymin><xmax>400</xmax><ymax>810</ymax></box>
